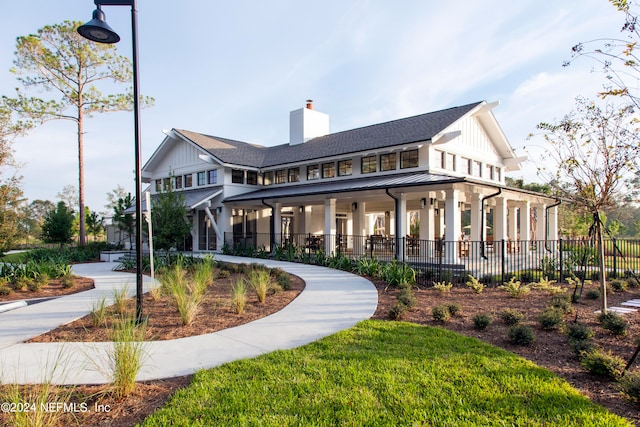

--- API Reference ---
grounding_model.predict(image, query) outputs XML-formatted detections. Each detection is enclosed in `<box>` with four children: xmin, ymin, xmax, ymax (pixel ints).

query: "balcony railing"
<box><xmin>222</xmin><ymin>233</ymin><xmax>640</xmax><ymax>286</ymax></box>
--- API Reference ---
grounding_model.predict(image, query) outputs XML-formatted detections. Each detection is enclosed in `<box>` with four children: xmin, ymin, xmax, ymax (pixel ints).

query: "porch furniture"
<box><xmin>458</xmin><ymin>239</ymin><xmax>469</xmax><ymax>257</ymax></box>
<box><xmin>485</xmin><ymin>235</ymin><xmax>494</xmax><ymax>251</ymax></box>
<box><xmin>407</xmin><ymin>236</ymin><xmax>420</xmax><ymax>255</ymax></box>
<box><xmin>305</xmin><ymin>235</ymin><xmax>323</xmax><ymax>251</ymax></box>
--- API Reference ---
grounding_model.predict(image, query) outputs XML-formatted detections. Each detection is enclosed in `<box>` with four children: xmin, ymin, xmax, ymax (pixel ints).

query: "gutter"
<box><xmin>262</xmin><ymin>199</ymin><xmax>275</xmax><ymax>250</ymax></box>
<box><xmin>545</xmin><ymin>198</ymin><xmax>562</xmax><ymax>252</ymax></box>
<box><xmin>481</xmin><ymin>188</ymin><xmax>502</xmax><ymax>259</ymax></box>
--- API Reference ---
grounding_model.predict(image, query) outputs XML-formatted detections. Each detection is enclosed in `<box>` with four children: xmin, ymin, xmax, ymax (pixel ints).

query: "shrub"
<box><xmin>472</xmin><ymin>313</ymin><xmax>492</xmax><ymax>330</ymax></box>
<box><xmin>446</xmin><ymin>303</ymin><xmax>462</xmax><ymax>316</ymax></box>
<box><xmin>389</xmin><ymin>302</ymin><xmax>408</xmax><ymax>320</ymax></box>
<box><xmin>397</xmin><ymin>287</ymin><xmax>416</xmax><ymax>309</ymax></box>
<box><xmin>91</xmin><ymin>296</ymin><xmax>108</xmax><ymax>327</ymax></box>
<box><xmin>110</xmin><ymin>316</ymin><xmax>147</xmax><ymax>398</ymax></box>
<box><xmin>355</xmin><ymin>257</ymin><xmax>381</xmax><ymax>278</ymax></box>
<box><xmin>27</xmin><ymin>280</ymin><xmax>43</xmax><ymax>292</ymax></box>
<box><xmin>432</xmin><ymin>281</ymin><xmax>453</xmax><ymax>292</ymax></box>
<box><xmin>60</xmin><ymin>272</ymin><xmax>74</xmax><ymax>289</ymax></box>
<box><xmin>619</xmin><ymin>371</ymin><xmax>640</xmax><ymax>402</ymax></box>
<box><xmin>507</xmin><ymin>324</ymin><xmax>536</xmax><ymax>346</ymax></box>
<box><xmin>598</xmin><ymin>311</ymin><xmax>629</xmax><ymax>336</ymax></box>
<box><xmin>465</xmin><ymin>275</ymin><xmax>484</xmax><ymax>293</ymax></box>
<box><xmin>0</xmin><ymin>285</ymin><xmax>11</xmax><ymax>296</ymax></box>
<box><xmin>270</xmin><ymin>268</ymin><xmax>291</xmax><ymax>290</ymax></box>
<box><xmin>609</xmin><ymin>279</ymin><xmax>628</xmax><ymax>293</ymax></box>
<box><xmin>499</xmin><ymin>277</ymin><xmax>530</xmax><ymax>298</ymax></box>
<box><xmin>248</xmin><ymin>269</ymin><xmax>272</xmax><ymax>303</ymax></box>
<box><xmin>432</xmin><ymin>305</ymin><xmax>450</xmax><ymax>322</ymax></box>
<box><xmin>580</xmin><ymin>348</ymin><xmax>625</xmax><ymax>379</ymax></box>
<box><xmin>381</xmin><ymin>260</ymin><xmax>416</xmax><ymax>287</ymax></box>
<box><xmin>585</xmin><ymin>288</ymin><xmax>600</xmax><ymax>299</ymax></box>
<box><xmin>112</xmin><ymin>287</ymin><xmax>129</xmax><ymax>315</ymax></box>
<box><xmin>537</xmin><ymin>308</ymin><xmax>564</xmax><ymax>331</ymax></box>
<box><xmin>565</xmin><ymin>322</ymin><xmax>594</xmax><ymax>342</ymax></box>
<box><xmin>549</xmin><ymin>293</ymin><xmax>572</xmax><ymax>314</ymax></box>
<box><xmin>571</xmin><ymin>338</ymin><xmax>596</xmax><ymax>356</ymax></box>
<box><xmin>500</xmin><ymin>308</ymin><xmax>524</xmax><ymax>326</ymax></box>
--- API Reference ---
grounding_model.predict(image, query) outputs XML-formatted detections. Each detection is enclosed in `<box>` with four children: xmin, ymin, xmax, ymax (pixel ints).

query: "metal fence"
<box><xmin>223</xmin><ymin>232</ymin><xmax>640</xmax><ymax>286</ymax></box>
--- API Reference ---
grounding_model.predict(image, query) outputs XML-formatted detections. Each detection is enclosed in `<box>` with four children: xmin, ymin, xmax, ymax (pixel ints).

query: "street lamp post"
<box><xmin>78</xmin><ymin>0</ymin><xmax>144</xmax><ymax>324</ymax></box>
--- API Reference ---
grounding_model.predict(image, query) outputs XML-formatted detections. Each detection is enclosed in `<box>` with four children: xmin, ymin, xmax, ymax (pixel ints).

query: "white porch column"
<box><xmin>548</xmin><ymin>205</ymin><xmax>559</xmax><ymax>240</ymax></box>
<box><xmin>536</xmin><ymin>204</ymin><xmax>547</xmax><ymax>241</ymax></box>
<box><xmin>419</xmin><ymin>195</ymin><xmax>435</xmax><ymax>257</ymax></box>
<box><xmin>508</xmin><ymin>206</ymin><xmax>518</xmax><ymax>241</ymax></box>
<box><xmin>324</xmin><ymin>198</ymin><xmax>336</xmax><ymax>254</ymax></box>
<box><xmin>519</xmin><ymin>201</ymin><xmax>530</xmax><ymax>252</ymax></box>
<box><xmin>397</xmin><ymin>193</ymin><xmax>407</xmax><ymax>258</ymax></box>
<box><xmin>470</xmin><ymin>193</ymin><xmax>482</xmax><ymax>242</ymax></box>
<box><xmin>444</xmin><ymin>189</ymin><xmax>461</xmax><ymax>262</ymax></box>
<box><xmin>493</xmin><ymin>196</ymin><xmax>507</xmax><ymax>258</ymax></box>
<box><xmin>353</xmin><ymin>201</ymin><xmax>367</xmax><ymax>252</ymax></box>
<box><xmin>273</xmin><ymin>202</ymin><xmax>282</xmax><ymax>246</ymax></box>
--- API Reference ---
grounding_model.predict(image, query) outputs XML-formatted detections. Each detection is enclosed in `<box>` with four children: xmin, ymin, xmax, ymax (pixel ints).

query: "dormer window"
<box><xmin>338</xmin><ymin>159</ymin><xmax>352</xmax><ymax>176</ymax></box>
<box><xmin>362</xmin><ymin>155</ymin><xmax>376</xmax><ymax>174</ymax></box>
<box><xmin>400</xmin><ymin>150</ymin><xmax>418</xmax><ymax>169</ymax></box>
<box><xmin>380</xmin><ymin>153</ymin><xmax>396</xmax><ymax>171</ymax></box>
<box><xmin>322</xmin><ymin>162</ymin><xmax>335</xmax><ymax>178</ymax></box>
<box><xmin>307</xmin><ymin>164</ymin><xmax>320</xmax><ymax>180</ymax></box>
<box><xmin>288</xmin><ymin>167</ymin><xmax>300</xmax><ymax>182</ymax></box>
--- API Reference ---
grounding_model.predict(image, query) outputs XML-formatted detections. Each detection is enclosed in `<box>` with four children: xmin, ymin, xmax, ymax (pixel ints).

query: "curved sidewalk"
<box><xmin>0</xmin><ymin>255</ymin><xmax>378</xmax><ymax>385</ymax></box>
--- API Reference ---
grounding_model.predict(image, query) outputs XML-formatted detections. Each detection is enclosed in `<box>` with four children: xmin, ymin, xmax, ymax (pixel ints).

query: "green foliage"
<box><xmin>500</xmin><ymin>308</ymin><xmax>525</xmax><ymax>326</ymax></box>
<box><xmin>472</xmin><ymin>313</ymin><xmax>493</xmax><ymax>330</ymax></box>
<box><xmin>609</xmin><ymin>279</ymin><xmax>628</xmax><ymax>292</ymax></box>
<box><xmin>247</xmin><ymin>269</ymin><xmax>273</xmax><ymax>303</ymax></box>
<box><xmin>566</xmin><ymin>322</ymin><xmax>595</xmax><ymax>356</ymax></box>
<box><xmin>580</xmin><ymin>348</ymin><xmax>626</xmax><ymax>379</ymax></box>
<box><xmin>152</xmin><ymin>188</ymin><xmax>191</xmax><ymax>253</ymax></box>
<box><xmin>598</xmin><ymin>311</ymin><xmax>629</xmax><ymax>336</ymax></box>
<box><xmin>432</xmin><ymin>281</ymin><xmax>453</xmax><ymax>292</ymax></box>
<box><xmin>540</xmin><ymin>256</ymin><xmax>558</xmax><ymax>277</ymax></box>
<box><xmin>465</xmin><ymin>274</ymin><xmax>484</xmax><ymax>293</ymax></box>
<box><xmin>270</xmin><ymin>268</ymin><xmax>291</xmax><ymax>291</ymax></box>
<box><xmin>549</xmin><ymin>293</ymin><xmax>573</xmax><ymax>314</ymax></box>
<box><xmin>431</xmin><ymin>305</ymin><xmax>450</xmax><ymax>322</ymax></box>
<box><xmin>41</xmin><ymin>201</ymin><xmax>74</xmax><ymax>248</ymax></box>
<box><xmin>110</xmin><ymin>315</ymin><xmax>147</xmax><ymax>398</ymax></box>
<box><xmin>328</xmin><ymin>252</ymin><xmax>354</xmax><ymax>271</ymax></box>
<box><xmin>380</xmin><ymin>260</ymin><xmax>416</xmax><ymax>287</ymax></box>
<box><xmin>0</xmin><ymin>284</ymin><xmax>11</xmax><ymax>295</ymax></box>
<box><xmin>113</xmin><ymin>193</ymin><xmax>135</xmax><ymax>249</ymax></box>
<box><xmin>446</xmin><ymin>303</ymin><xmax>462</xmax><ymax>316</ymax></box>
<box><xmin>618</xmin><ymin>371</ymin><xmax>640</xmax><ymax>402</ymax></box>
<box><xmin>585</xmin><ymin>288</ymin><xmax>601</xmax><ymax>299</ymax></box>
<box><xmin>507</xmin><ymin>324</ymin><xmax>536</xmax><ymax>346</ymax></box>
<box><xmin>537</xmin><ymin>308</ymin><xmax>564</xmax><ymax>331</ymax></box>
<box><xmin>499</xmin><ymin>277</ymin><xmax>531</xmax><ymax>298</ymax></box>
<box><xmin>355</xmin><ymin>256</ymin><xmax>381</xmax><ymax>277</ymax></box>
<box><xmin>231</xmin><ymin>279</ymin><xmax>247</xmax><ymax>314</ymax></box>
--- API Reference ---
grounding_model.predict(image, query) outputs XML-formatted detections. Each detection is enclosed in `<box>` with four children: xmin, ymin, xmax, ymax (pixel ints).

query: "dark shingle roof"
<box><xmin>176</xmin><ymin>102</ymin><xmax>482</xmax><ymax>169</ymax></box>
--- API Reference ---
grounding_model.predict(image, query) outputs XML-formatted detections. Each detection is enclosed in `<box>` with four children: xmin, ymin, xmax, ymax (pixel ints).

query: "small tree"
<box><xmin>151</xmin><ymin>188</ymin><xmax>191</xmax><ymax>254</ymax></box>
<box><xmin>113</xmin><ymin>193</ymin><xmax>135</xmax><ymax>249</ymax></box>
<box><xmin>534</xmin><ymin>98</ymin><xmax>640</xmax><ymax>313</ymax></box>
<box><xmin>86</xmin><ymin>209</ymin><xmax>104</xmax><ymax>242</ymax></box>
<box><xmin>41</xmin><ymin>201</ymin><xmax>74</xmax><ymax>249</ymax></box>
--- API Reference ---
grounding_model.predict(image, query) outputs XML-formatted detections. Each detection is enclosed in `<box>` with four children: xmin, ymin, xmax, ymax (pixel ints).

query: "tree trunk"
<box><xmin>596</xmin><ymin>213</ymin><xmax>607</xmax><ymax>314</ymax></box>
<box><xmin>77</xmin><ymin>103</ymin><xmax>86</xmax><ymax>246</ymax></box>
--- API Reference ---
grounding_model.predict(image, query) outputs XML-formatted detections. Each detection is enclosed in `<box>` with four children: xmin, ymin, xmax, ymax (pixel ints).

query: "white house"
<box><xmin>140</xmin><ymin>100</ymin><xmax>557</xmax><ymax>264</ymax></box>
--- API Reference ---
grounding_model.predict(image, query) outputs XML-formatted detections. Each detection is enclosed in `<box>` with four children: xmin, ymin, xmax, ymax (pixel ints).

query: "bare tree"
<box><xmin>533</xmin><ymin>97</ymin><xmax>640</xmax><ymax>313</ymax></box>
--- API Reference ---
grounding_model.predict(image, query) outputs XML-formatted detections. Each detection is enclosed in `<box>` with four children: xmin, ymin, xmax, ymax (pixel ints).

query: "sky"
<box><xmin>0</xmin><ymin>1</ymin><xmax>628</xmax><ymax>214</ymax></box>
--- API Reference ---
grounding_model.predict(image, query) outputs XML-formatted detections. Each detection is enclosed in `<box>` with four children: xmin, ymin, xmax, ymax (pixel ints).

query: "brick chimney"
<box><xmin>289</xmin><ymin>100</ymin><xmax>329</xmax><ymax>145</ymax></box>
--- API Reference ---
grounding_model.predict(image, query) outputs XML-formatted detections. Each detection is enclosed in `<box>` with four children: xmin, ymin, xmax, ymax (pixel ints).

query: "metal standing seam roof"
<box><xmin>224</xmin><ymin>171</ymin><xmax>466</xmax><ymax>202</ymax></box>
<box><xmin>175</xmin><ymin>102</ymin><xmax>483</xmax><ymax>169</ymax></box>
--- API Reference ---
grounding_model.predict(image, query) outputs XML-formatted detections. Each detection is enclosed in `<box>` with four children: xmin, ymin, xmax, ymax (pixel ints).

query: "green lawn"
<box><xmin>141</xmin><ymin>320</ymin><xmax>631</xmax><ymax>426</ymax></box>
<box><xmin>0</xmin><ymin>252</ymin><xmax>27</xmax><ymax>263</ymax></box>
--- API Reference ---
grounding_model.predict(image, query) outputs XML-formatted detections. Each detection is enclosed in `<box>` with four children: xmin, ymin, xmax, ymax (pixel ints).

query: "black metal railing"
<box><xmin>221</xmin><ymin>232</ymin><xmax>640</xmax><ymax>286</ymax></box>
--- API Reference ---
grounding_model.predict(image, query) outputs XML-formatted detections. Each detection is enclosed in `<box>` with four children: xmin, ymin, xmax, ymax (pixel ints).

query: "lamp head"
<box><xmin>77</xmin><ymin>6</ymin><xmax>120</xmax><ymax>43</ymax></box>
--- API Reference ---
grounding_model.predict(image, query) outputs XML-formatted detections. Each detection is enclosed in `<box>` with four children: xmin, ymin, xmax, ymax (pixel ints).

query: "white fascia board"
<box><xmin>431</xmin><ymin>130</ymin><xmax>462</xmax><ymax>145</ymax></box>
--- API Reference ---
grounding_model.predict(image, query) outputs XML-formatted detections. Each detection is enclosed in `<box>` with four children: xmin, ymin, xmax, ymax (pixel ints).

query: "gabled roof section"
<box><xmin>261</xmin><ymin>102</ymin><xmax>482</xmax><ymax>168</ymax></box>
<box><xmin>168</xmin><ymin>102</ymin><xmax>483</xmax><ymax>170</ymax></box>
<box><xmin>175</xmin><ymin>130</ymin><xmax>268</xmax><ymax>168</ymax></box>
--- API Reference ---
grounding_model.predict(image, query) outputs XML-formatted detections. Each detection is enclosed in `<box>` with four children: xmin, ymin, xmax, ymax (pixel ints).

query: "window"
<box><xmin>436</xmin><ymin>150</ymin><xmax>445</xmax><ymax>168</ymax></box>
<box><xmin>485</xmin><ymin>164</ymin><xmax>494</xmax><ymax>180</ymax></box>
<box><xmin>361</xmin><ymin>155</ymin><xmax>376</xmax><ymax>174</ymax></box>
<box><xmin>197</xmin><ymin>171</ymin><xmax>206</xmax><ymax>186</ymax></box>
<box><xmin>288</xmin><ymin>167</ymin><xmax>300</xmax><ymax>182</ymax></box>
<box><xmin>445</xmin><ymin>153</ymin><xmax>455</xmax><ymax>171</ymax></box>
<box><xmin>247</xmin><ymin>170</ymin><xmax>258</xmax><ymax>185</ymax></box>
<box><xmin>322</xmin><ymin>162</ymin><xmax>335</xmax><ymax>178</ymax></box>
<box><xmin>184</xmin><ymin>174</ymin><xmax>192</xmax><ymax>188</ymax></box>
<box><xmin>263</xmin><ymin>171</ymin><xmax>273</xmax><ymax>186</ymax></box>
<box><xmin>274</xmin><ymin>169</ymin><xmax>286</xmax><ymax>184</ymax></box>
<box><xmin>163</xmin><ymin>178</ymin><xmax>171</xmax><ymax>191</ymax></box>
<box><xmin>400</xmin><ymin>150</ymin><xmax>418</xmax><ymax>169</ymax></box>
<box><xmin>307</xmin><ymin>164</ymin><xmax>320</xmax><ymax>180</ymax></box>
<box><xmin>338</xmin><ymin>159</ymin><xmax>352</xmax><ymax>176</ymax></box>
<box><xmin>155</xmin><ymin>179</ymin><xmax>162</xmax><ymax>192</ymax></box>
<box><xmin>461</xmin><ymin>158</ymin><xmax>471</xmax><ymax>175</ymax></box>
<box><xmin>495</xmin><ymin>167</ymin><xmax>501</xmax><ymax>182</ymax></box>
<box><xmin>380</xmin><ymin>153</ymin><xmax>397</xmax><ymax>171</ymax></box>
<box><xmin>208</xmin><ymin>170</ymin><xmax>217</xmax><ymax>185</ymax></box>
<box><xmin>232</xmin><ymin>169</ymin><xmax>244</xmax><ymax>184</ymax></box>
<box><xmin>174</xmin><ymin>176</ymin><xmax>182</xmax><ymax>189</ymax></box>
<box><xmin>472</xmin><ymin>161</ymin><xmax>481</xmax><ymax>177</ymax></box>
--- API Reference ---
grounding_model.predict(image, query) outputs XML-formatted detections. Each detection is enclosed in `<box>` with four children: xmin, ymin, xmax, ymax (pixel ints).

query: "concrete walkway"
<box><xmin>0</xmin><ymin>256</ymin><xmax>378</xmax><ymax>385</ymax></box>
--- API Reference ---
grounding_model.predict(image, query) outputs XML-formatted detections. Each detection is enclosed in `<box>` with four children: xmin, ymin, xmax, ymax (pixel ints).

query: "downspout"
<box><xmin>262</xmin><ymin>199</ymin><xmax>275</xmax><ymax>251</ymax></box>
<box><xmin>545</xmin><ymin>198</ymin><xmax>562</xmax><ymax>252</ymax></box>
<box><xmin>481</xmin><ymin>188</ymin><xmax>502</xmax><ymax>259</ymax></box>
<box><xmin>385</xmin><ymin>188</ymin><xmax>401</xmax><ymax>260</ymax></box>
